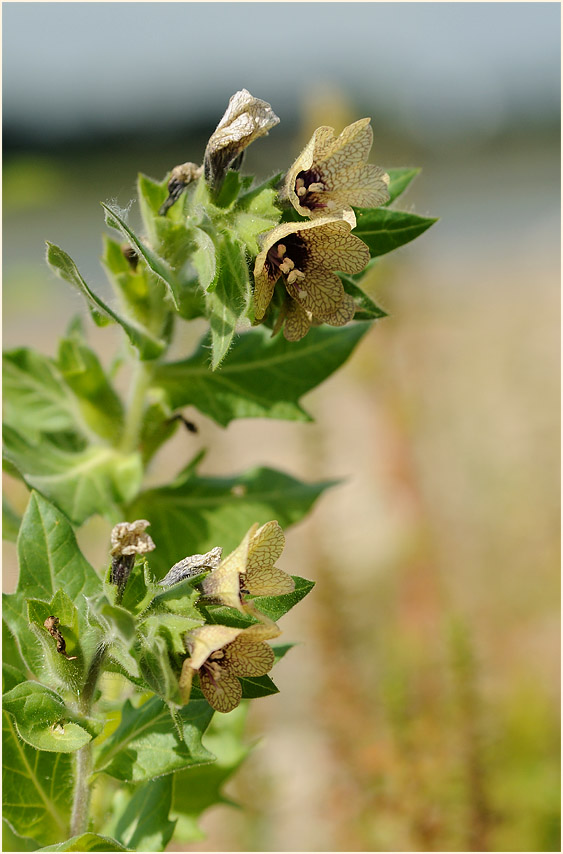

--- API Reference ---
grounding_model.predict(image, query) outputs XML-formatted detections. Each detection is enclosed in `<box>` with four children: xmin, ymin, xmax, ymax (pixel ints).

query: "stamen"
<box><xmin>279</xmin><ymin>258</ymin><xmax>295</xmax><ymax>274</ymax></box>
<box><xmin>277</xmin><ymin>244</ymin><xmax>286</xmax><ymax>258</ymax></box>
<box><xmin>307</xmin><ymin>182</ymin><xmax>325</xmax><ymax>193</ymax></box>
<box><xmin>297</xmin><ymin>187</ymin><xmax>307</xmax><ymax>197</ymax></box>
<box><xmin>295</xmin><ymin>178</ymin><xmax>305</xmax><ymax>190</ymax></box>
<box><xmin>287</xmin><ymin>269</ymin><xmax>306</xmax><ymax>285</ymax></box>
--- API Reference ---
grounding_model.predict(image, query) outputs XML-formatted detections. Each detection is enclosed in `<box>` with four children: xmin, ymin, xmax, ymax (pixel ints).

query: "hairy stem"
<box><xmin>70</xmin><ymin>645</ymin><xmax>107</xmax><ymax>837</ymax></box>
<box><xmin>120</xmin><ymin>359</ymin><xmax>154</xmax><ymax>454</ymax></box>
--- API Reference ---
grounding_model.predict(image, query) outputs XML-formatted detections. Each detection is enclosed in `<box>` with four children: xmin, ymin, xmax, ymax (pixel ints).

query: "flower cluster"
<box><xmin>254</xmin><ymin>116</ymin><xmax>389</xmax><ymax>340</ymax></box>
<box><xmin>153</xmin><ymin>521</ymin><xmax>293</xmax><ymax>714</ymax></box>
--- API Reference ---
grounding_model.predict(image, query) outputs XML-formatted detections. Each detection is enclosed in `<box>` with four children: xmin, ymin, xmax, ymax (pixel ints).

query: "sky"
<box><xmin>3</xmin><ymin>2</ymin><xmax>561</xmax><ymax>144</ymax></box>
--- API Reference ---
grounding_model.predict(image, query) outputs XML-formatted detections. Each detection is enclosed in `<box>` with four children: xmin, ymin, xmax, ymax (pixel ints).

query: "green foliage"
<box><xmin>3</xmin><ymin>710</ymin><xmax>73</xmax><ymax>844</ymax></box>
<box><xmin>127</xmin><ymin>457</ymin><xmax>333</xmax><ymax>577</ymax></box>
<box><xmin>153</xmin><ymin>323</ymin><xmax>370</xmax><ymax>425</ymax></box>
<box><xmin>38</xmin><ymin>834</ymin><xmax>131</xmax><ymax>851</ymax></box>
<box><xmin>3</xmin><ymin>93</ymin><xmax>434</xmax><ymax>851</ymax></box>
<box><xmin>353</xmin><ymin>208</ymin><xmax>437</xmax><ymax>257</ymax></box>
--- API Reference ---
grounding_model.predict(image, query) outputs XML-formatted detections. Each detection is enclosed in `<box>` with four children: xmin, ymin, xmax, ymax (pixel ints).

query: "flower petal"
<box><xmin>303</xmin><ymin>221</ymin><xmax>370</xmax><ymax>275</ymax></box>
<box><xmin>283</xmin><ymin>298</ymin><xmax>312</xmax><ymax>342</ymax></box>
<box><xmin>287</xmin><ymin>267</ymin><xmax>345</xmax><ymax>320</ymax></box>
<box><xmin>319</xmin><ymin>118</ymin><xmax>373</xmax><ymax>174</ymax></box>
<box><xmin>179</xmin><ymin>660</ymin><xmax>195</xmax><ymax>705</ymax></box>
<box><xmin>248</xmin><ymin>521</ymin><xmax>285</xmax><ymax>572</ymax></box>
<box><xmin>325</xmin><ymin>163</ymin><xmax>390</xmax><ymax>209</ymax></box>
<box><xmin>246</xmin><ymin>564</ymin><xmax>295</xmax><ymax>597</ymax></box>
<box><xmin>224</xmin><ymin>637</ymin><xmax>275</xmax><ymax>677</ymax></box>
<box><xmin>202</xmin><ymin>524</ymin><xmax>257</xmax><ymax>612</ymax></box>
<box><xmin>199</xmin><ymin>666</ymin><xmax>242</xmax><ymax>713</ymax></box>
<box><xmin>322</xmin><ymin>293</ymin><xmax>356</xmax><ymax>327</ymax></box>
<box><xmin>185</xmin><ymin>624</ymin><xmax>242</xmax><ymax>670</ymax></box>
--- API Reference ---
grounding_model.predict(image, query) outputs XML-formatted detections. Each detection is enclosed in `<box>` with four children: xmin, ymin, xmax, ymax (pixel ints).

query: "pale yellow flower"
<box><xmin>202</xmin><ymin>521</ymin><xmax>294</xmax><ymax>613</ymax></box>
<box><xmin>204</xmin><ymin>89</ymin><xmax>280</xmax><ymax>187</ymax></box>
<box><xmin>253</xmin><ymin>217</ymin><xmax>369</xmax><ymax>323</ymax></box>
<box><xmin>284</xmin><ymin>119</ymin><xmax>389</xmax><ymax>219</ymax></box>
<box><xmin>179</xmin><ymin>622</ymin><xmax>277</xmax><ymax>712</ymax></box>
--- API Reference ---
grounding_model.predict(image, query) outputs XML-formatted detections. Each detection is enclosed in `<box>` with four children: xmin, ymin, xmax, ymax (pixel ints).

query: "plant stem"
<box><xmin>120</xmin><ymin>359</ymin><xmax>154</xmax><ymax>454</ymax></box>
<box><xmin>70</xmin><ymin>645</ymin><xmax>107</xmax><ymax>837</ymax></box>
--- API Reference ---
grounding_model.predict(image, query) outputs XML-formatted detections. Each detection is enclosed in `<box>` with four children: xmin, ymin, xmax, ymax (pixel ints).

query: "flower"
<box><xmin>204</xmin><ymin>89</ymin><xmax>280</xmax><ymax>188</ymax></box>
<box><xmin>159</xmin><ymin>162</ymin><xmax>203</xmax><ymax>215</ymax></box>
<box><xmin>179</xmin><ymin>623</ymin><xmax>277</xmax><ymax>712</ymax></box>
<box><xmin>110</xmin><ymin>520</ymin><xmax>155</xmax><ymax>557</ymax></box>
<box><xmin>253</xmin><ymin>217</ymin><xmax>369</xmax><ymax>324</ymax></box>
<box><xmin>110</xmin><ymin>519</ymin><xmax>155</xmax><ymax>591</ymax></box>
<box><xmin>202</xmin><ymin>521</ymin><xmax>294</xmax><ymax>613</ymax></box>
<box><xmin>284</xmin><ymin>119</ymin><xmax>389</xmax><ymax>219</ymax></box>
<box><xmin>159</xmin><ymin>546</ymin><xmax>223</xmax><ymax>588</ymax></box>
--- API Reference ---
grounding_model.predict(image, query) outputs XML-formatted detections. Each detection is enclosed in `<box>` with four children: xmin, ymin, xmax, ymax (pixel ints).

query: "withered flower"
<box><xmin>284</xmin><ymin>119</ymin><xmax>389</xmax><ymax>219</ymax></box>
<box><xmin>159</xmin><ymin>546</ymin><xmax>223</xmax><ymax>588</ymax></box>
<box><xmin>202</xmin><ymin>521</ymin><xmax>294</xmax><ymax>613</ymax></box>
<box><xmin>110</xmin><ymin>519</ymin><xmax>155</xmax><ymax>592</ymax></box>
<box><xmin>204</xmin><ymin>89</ymin><xmax>280</xmax><ymax>188</ymax></box>
<box><xmin>159</xmin><ymin>162</ymin><xmax>203</xmax><ymax>216</ymax></box>
<box><xmin>253</xmin><ymin>217</ymin><xmax>369</xmax><ymax>324</ymax></box>
<box><xmin>179</xmin><ymin>623</ymin><xmax>278</xmax><ymax>712</ymax></box>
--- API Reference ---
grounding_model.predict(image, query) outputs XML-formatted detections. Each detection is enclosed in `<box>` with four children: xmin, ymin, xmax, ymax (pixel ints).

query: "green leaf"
<box><xmin>352</xmin><ymin>208</ymin><xmax>437</xmax><ymax>257</ymax></box>
<box><xmin>214</xmin><ymin>170</ymin><xmax>244</xmax><ymax>209</ymax></box>
<box><xmin>3</xmin><ymin>683</ymin><xmax>92</xmax><ymax>753</ymax></box>
<box><xmin>206</xmin><ymin>235</ymin><xmax>251</xmax><ymax>370</ymax></box>
<box><xmin>3</xmin><ymin>349</ymin><xmax>80</xmax><ymax>443</ymax></box>
<box><xmin>2</xmin><ymin>710</ymin><xmax>72</xmax><ymax>845</ymax></box>
<box><xmin>206</xmin><ymin>575</ymin><xmax>315</xmax><ymax>628</ymax></box>
<box><xmin>137</xmin><ymin>173</ymin><xmax>169</xmax><ymax>243</ymax></box>
<box><xmin>27</xmin><ymin>591</ymin><xmax>89</xmax><ymax>690</ymax></box>
<box><xmin>339</xmin><ymin>273</ymin><xmax>387</xmax><ymax>321</ymax></box>
<box><xmin>2</xmin><ymin>492</ymin><xmax>100</xmax><ymax>676</ymax></box>
<box><xmin>190</xmin><ymin>226</ymin><xmax>217</xmax><ymax>293</ymax></box>
<box><xmin>93</xmin><ymin>696</ymin><xmax>214</xmax><ymax>783</ymax></box>
<box><xmin>114</xmin><ymin>776</ymin><xmax>176</xmax><ymax>851</ymax></box>
<box><xmin>45</xmin><ymin>242</ymin><xmax>165</xmax><ymax>360</ymax></box>
<box><xmin>385</xmin><ymin>167</ymin><xmax>421</xmax><ymax>205</ymax></box>
<box><xmin>138</xmin><ymin>393</ymin><xmax>178</xmax><ymax>466</ymax></box>
<box><xmin>101</xmin><ymin>204</ymin><xmax>181</xmax><ymax>311</ymax></box>
<box><xmin>3</xmin><ymin>426</ymin><xmax>143</xmax><ymax>525</ymax></box>
<box><xmin>230</xmin><ymin>178</ymin><xmax>281</xmax><ymax>254</ymax></box>
<box><xmin>127</xmin><ymin>461</ymin><xmax>334</xmax><ymax>578</ymax></box>
<box><xmin>3</xmin><ymin>618</ymin><xmax>29</xmax><ymax>693</ymax></box>
<box><xmin>101</xmin><ymin>236</ymin><xmax>173</xmax><ymax>338</ymax></box>
<box><xmin>153</xmin><ymin>322</ymin><xmax>370</xmax><ymax>426</ymax></box>
<box><xmin>172</xmin><ymin>703</ymin><xmax>248</xmax><ymax>834</ymax></box>
<box><xmin>57</xmin><ymin>336</ymin><xmax>124</xmax><ymax>443</ymax></box>
<box><xmin>2</xmin><ymin>819</ymin><xmax>39</xmax><ymax>852</ymax></box>
<box><xmin>3</xmin><ymin>495</ymin><xmax>22</xmax><ymax>542</ymax></box>
<box><xmin>38</xmin><ymin>833</ymin><xmax>131</xmax><ymax>851</ymax></box>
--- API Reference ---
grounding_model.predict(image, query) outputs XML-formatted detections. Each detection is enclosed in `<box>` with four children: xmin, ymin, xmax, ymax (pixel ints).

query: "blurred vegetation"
<box><xmin>3</xmin><ymin>87</ymin><xmax>559</xmax><ymax>852</ymax></box>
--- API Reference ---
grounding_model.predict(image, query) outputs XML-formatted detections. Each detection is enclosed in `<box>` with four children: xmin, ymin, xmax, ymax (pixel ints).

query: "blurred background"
<box><xmin>3</xmin><ymin>3</ymin><xmax>560</xmax><ymax>851</ymax></box>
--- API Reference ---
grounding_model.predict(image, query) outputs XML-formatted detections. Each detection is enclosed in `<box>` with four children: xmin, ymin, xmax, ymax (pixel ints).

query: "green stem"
<box><xmin>70</xmin><ymin>645</ymin><xmax>107</xmax><ymax>838</ymax></box>
<box><xmin>119</xmin><ymin>360</ymin><xmax>154</xmax><ymax>454</ymax></box>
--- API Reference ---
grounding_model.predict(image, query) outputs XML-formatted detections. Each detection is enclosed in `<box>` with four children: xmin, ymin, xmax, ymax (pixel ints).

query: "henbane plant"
<box><xmin>2</xmin><ymin>89</ymin><xmax>436</xmax><ymax>851</ymax></box>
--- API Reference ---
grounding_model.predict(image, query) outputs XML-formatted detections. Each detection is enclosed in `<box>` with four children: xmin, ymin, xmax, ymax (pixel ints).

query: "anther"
<box><xmin>287</xmin><ymin>269</ymin><xmax>305</xmax><ymax>285</ymax></box>
<box><xmin>307</xmin><ymin>182</ymin><xmax>325</xmax><ymax>193</ymax></box>
<box><xmin>279</xmin><ymin>258</ymin><xmax>295</xmax><ymax>274</ymax></box>
<box><xmin>277</xmin><ymin>244</ymin><xmax>287</xmax><ymax>258</ymax></box>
